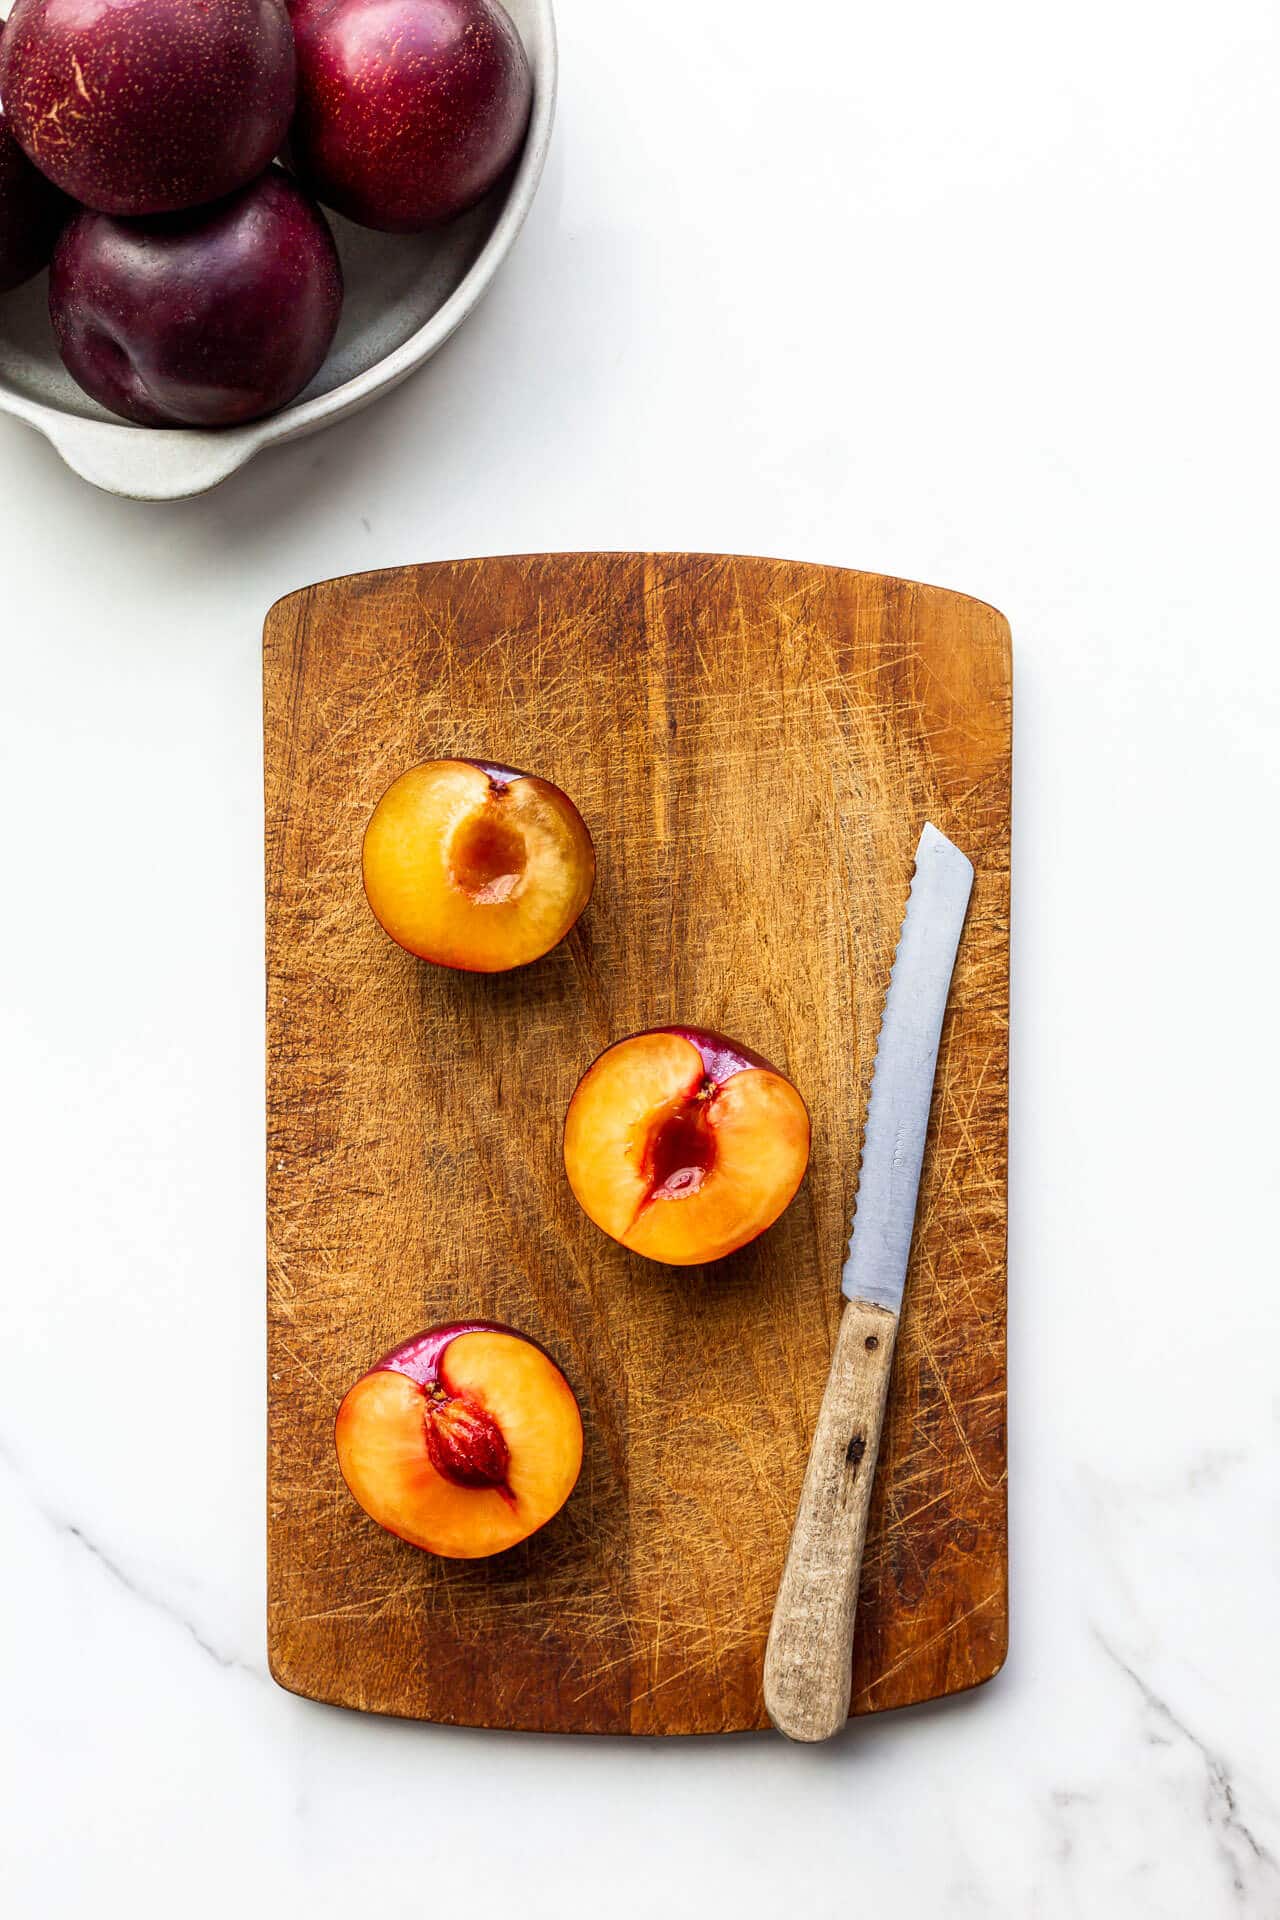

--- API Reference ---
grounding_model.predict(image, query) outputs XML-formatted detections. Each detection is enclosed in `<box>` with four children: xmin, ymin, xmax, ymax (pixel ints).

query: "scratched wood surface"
<box><xmin>265</xmin><ymin>553</ymin><xmax>1010</xmax><ymax>1733</ymax></box>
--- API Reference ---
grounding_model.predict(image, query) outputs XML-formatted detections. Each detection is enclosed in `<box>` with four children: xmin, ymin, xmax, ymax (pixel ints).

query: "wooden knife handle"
<box><xmin>763</xmin><ymin>1297</ymin><xmax>899</xmax><ymax>1742</ymax></box>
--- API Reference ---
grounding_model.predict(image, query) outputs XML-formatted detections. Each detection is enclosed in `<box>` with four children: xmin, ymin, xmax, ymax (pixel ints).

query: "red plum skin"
<box><xmin>48</xmin><ymin>169</ymin><xmax>343</xmax><ymax>426</ymax></box>
<box><xmin>290</xmin><ymin>0</ymin><xmax>531</xmax><ymax>231</ymax></box>
<box><xmin>0</xmin><ymin>0</ymin><xmax>297</xmax><ymax>216</ymax></box>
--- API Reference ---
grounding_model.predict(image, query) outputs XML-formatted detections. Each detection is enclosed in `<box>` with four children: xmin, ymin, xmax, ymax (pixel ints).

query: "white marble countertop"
<box><xmin>2</xmin><ymin>0</ymin><xmax>1278</xmax><ymax>1911</ymax></box>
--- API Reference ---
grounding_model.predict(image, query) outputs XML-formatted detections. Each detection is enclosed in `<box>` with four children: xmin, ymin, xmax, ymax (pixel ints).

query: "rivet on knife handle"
<box><xmin>764</xmin><ymin>824</ymin><xmax>974</xmax><ymax>1742</ymax></box>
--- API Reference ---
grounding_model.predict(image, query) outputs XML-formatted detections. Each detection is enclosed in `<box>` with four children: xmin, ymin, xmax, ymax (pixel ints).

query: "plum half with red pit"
<box><xmin>335</xmin><ymin>1321</ymin><xmax>584</xmax><ymax>1558</ymax></box>
<box><xmin>564</xmin><ymin>1026</ymin><xmax>812</xmax><ymax>1266</ymax></box>
<box><xmin>362</xmin><ymin>757</ymin><xmax>595</xmax><ymax>972</ymax></box>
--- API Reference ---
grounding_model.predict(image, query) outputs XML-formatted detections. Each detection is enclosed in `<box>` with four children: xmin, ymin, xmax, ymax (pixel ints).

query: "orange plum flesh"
<box><xmin>362</xmin><ymin>758</ymin><xmax>595</xmax><ymax>972</ymax></box>
<box><xmin>335</xmin><ymin>1322</ymin><xmax>584</xmax><ymax>1558</ymax></box>
<box><xmin>563</xmin><ymin>1027</ymin><xmax>811</xmax><ymax>1266</ymax></box>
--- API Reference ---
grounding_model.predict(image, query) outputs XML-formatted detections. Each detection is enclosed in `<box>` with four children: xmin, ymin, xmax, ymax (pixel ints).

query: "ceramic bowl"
<box><xmin>0</xmin><ymin>0</ymin><xmax>556</xmax><ymax>500</ymax></box>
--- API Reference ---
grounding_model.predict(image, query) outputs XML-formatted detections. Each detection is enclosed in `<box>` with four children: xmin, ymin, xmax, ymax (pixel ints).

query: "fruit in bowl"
<box><xmin>48</xmin><ymin>169</ymin><xmax>343</xmax><ymax>427</ymax></box>
<box><xmin>564</xmin><ymin>1027</ymin><xmax>811</xmax><ymax>1266</ymax></box>
<box><xmin>0</xmin><ymin>0</ymin><xmax>546</xmax><ymax>455</ymax></box>
<box><xmin>336</xmin><ymin>1321</ymin><xmax>584</xmax><ymax>1557</ymax></box>
<box><xmin>362</xmin><ymin>758</ymin><xmax>595</xmax><ymax>972</ymax></box>
<box><xmin>0</xmin><ymin>33</ymin><xmax>67</xmax><ymax>294</ymax></box>
<box><xmin>289</xmin><ymin>0</ymin><xmax>533</xmax><ymax>230</ymax></box>
<box><xmin>0</xmin><ymin>0</ymin><xmax>296</xmax><ymax>216</ymax></box>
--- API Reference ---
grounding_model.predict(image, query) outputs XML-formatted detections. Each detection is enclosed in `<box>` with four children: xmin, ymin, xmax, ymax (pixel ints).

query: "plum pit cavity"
<box><xmin>645</xmin><ymin>1084</ymin><xmax>717</xmax><ymax>1202</ymax></box>
<box><xmin>450</xmin><ymin>807</ymin><xmax>528</xmax><ymax>904</ymax></box>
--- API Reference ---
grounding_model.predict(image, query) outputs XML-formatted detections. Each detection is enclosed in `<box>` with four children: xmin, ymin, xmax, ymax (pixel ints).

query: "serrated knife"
<box><xmin>763</xmin><ymin>823</ymin><xmax>974</xmax><ymax>1742</ymax></box>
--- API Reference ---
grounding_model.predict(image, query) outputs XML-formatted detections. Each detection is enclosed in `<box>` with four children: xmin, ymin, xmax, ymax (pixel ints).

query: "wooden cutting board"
<box><xmin>264</xmin><ymin>553</ymin><xmax>1010</xmax><ymax>1734</ymax></box>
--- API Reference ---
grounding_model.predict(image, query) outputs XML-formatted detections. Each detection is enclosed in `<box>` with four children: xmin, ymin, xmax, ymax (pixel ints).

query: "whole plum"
<box><xmin>0</xmin><ymin>0</ymin><xmax>296</xmax><ymax>216</ymax></box>
<box><xmin>289</xmin><ymin>0</ymin><xmax>532</xmax><ymax>232</ymax></box>
<box><xmin>49</xmin><ymin>169</ymin><xmax>343</xmax><ymax>427</ymax></box>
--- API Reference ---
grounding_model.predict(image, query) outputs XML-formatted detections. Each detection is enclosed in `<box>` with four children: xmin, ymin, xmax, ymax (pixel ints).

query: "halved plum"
<box><xmin>563</xmin><ymin>1026</ymin><xmax>811</xmax><ymax>1266</ymax></box>
<box><xmin>362</xmin><ymin>758</ymin><xmax>594</xmax><ymax>972</ymax></box>
<box><xmin>335</xmin><ymin>1321</ymin><xmax>584</xmax><ymax>1558</ymax></box>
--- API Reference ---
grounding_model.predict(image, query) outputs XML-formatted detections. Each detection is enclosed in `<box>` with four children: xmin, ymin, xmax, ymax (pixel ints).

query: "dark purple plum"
<box><xmin>48</xmin><ymin>169</ymin><xmax>343</xmax><ymax>427</ymax></box>
<box><xmin>0</xmin><ymin>27</ymin><xmax>68</xmax><ymax>292</ymax></box>
<box><xmin>0</xmin><ymin>0</ymin><xmax>296</xmax><ymax>216</ymax></box>
<box><xmin>0</xmin><ymin>125</ymin><xmax>66</xmax><ymax>293</ymax></box>
<box><xmin>289</xmin><ymin>0</ymin><xmax>532</xmax><ymax>232</ymax></box>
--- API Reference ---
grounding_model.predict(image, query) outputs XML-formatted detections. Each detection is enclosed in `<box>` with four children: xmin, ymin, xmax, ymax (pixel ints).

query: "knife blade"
<box><xmin>763</xmin><ymin>823</ymin><xmax>974</xmax><ymax>1741</ymax></box>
